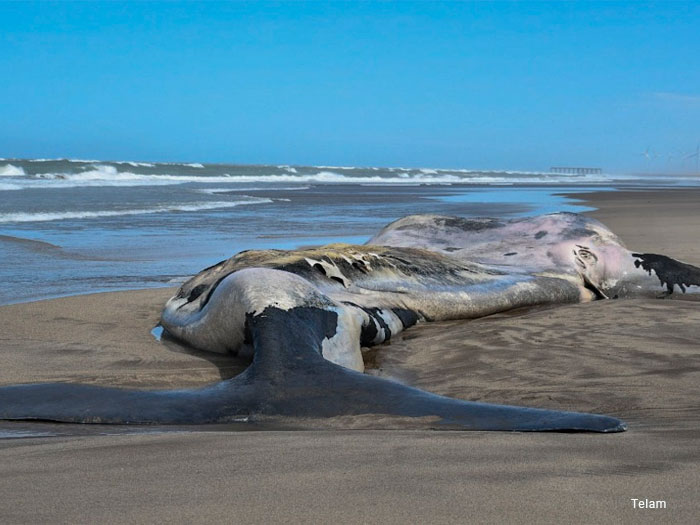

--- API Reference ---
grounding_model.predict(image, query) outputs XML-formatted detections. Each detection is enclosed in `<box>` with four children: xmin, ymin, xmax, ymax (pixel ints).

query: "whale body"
<box><xmin>3</xmin><ymin>212</ymin><xmax>699</xmax><ymax>431</ymax></box>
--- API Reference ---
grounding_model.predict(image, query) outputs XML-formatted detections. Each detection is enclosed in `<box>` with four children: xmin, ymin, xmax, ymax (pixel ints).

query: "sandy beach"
<box><xmin>1</xmin><ymin>188</ymin><xmax>699</xmax><ymax>523</ymax></box>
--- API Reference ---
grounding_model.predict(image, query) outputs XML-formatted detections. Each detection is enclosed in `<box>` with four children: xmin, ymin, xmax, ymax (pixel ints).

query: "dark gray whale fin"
<box><xmin>632</xmin><ymin>253</ymin><xmax>700</xmax><ymax>294</ymax></box>
<box><xmin>0</xmin><ymin>306</ymin><xmax>626</xmax><ymax>432</ymax></box>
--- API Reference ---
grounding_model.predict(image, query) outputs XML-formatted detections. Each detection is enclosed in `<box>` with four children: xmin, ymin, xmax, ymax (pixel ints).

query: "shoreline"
<box><xmin>4</xmin><ymin>183</ymin><xmax>699</xmax><ymax>308</ymax></box>
<box><xmin>1</xmin><ymin>187</ymin><xmax>699</xmax><ymax>522</ymax></box>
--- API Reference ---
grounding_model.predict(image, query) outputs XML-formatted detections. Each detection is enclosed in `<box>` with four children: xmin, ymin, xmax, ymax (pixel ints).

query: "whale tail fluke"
<box><xmin>0</xmin><ymin>377</ymin><xmax>258</xmax><ymax>425</ymax></box>
<box><xmin>0</xmin><ymin>305</ymin><xmax>626</xmax><ymax>432</ymax></box>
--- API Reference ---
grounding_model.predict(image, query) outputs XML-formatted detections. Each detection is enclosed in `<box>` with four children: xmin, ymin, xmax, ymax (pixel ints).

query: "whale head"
<box><xmin>565</xmin><ymin>239</ymin><xmax>700</xmax><ymax>299</ymax></box>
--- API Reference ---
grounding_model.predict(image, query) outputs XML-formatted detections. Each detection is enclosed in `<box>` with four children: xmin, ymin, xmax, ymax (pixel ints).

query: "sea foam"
<box><xmin>19</xmin><ymin>165</ymin><xmax>238</xmax><ymax>189</ymax></box>
<box><xmin>0</xmin><ymin>160</ymin><xmax>627</xmax><ymax>192</ymax></box>
<box><xmin>0</xmin><ymin>164</ymin><xmax>25</xmax><ymax>176</ymax></box>
<box><xmin>115</xmin><ymin>161</ymin><xmax>156</xmax><ymax>168</ymax></box>
<box><xmin>0</xmin><ymin>199</ymin><xmax>273</xmax><ymax>224</ymax></box>
<box><xmin>197</xmin><ymin>186</ymin><xmax>310</xmax><ymax>194</ymax></box>
<box><xmin>5</xmin><ymin>168</ymin><xmax>616</xmax><ymax>189</ymax></box>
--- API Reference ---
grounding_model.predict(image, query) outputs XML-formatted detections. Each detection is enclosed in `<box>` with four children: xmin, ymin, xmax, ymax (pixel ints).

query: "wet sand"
<box><xmin>568</xmin><ymin>187</ymin><xmax>700</xmax><ymax>263</ymax></box>
<box><xmin>1</xmin><ymin>188</ymin><xmax>699</xmax><ymax>523</ymax></box>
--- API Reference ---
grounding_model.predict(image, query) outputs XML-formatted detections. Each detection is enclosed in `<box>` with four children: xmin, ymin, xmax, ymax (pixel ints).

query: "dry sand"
<box><xmin>1</xmin><ymin>188</ymin><xmax>699</xmax><ymax>524</ymax></box>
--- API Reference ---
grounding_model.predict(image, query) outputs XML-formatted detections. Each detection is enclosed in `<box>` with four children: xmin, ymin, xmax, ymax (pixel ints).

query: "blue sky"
<box><xmin>1</xmin><ymin>1</ymin><xmax>698</xmax><ymax>172</ymax></box>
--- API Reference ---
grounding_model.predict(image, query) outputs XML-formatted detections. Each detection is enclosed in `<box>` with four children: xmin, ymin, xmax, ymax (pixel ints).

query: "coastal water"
<box><xmin>0</xmin><ymin>158</ymin><xmax>696</xmax><ymax>305</ymax></box>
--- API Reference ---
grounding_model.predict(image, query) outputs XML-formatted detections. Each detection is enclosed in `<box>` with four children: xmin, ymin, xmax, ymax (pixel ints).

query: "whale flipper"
<box><xmin>0</xmin><ymin>305</ymin><xmax>626</xmax><ymax>432</ymax></box>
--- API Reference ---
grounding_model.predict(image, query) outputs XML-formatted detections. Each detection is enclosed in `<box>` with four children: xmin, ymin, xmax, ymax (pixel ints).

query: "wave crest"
<box><xmin>0</xmin><ymin>161</ymin><xmax>623</xmax><ymax>192</ymax></box>
<box><xmin>0</xmin><ymin>164</ymin><xmax>26</xmax><ymax>176</ymax></box>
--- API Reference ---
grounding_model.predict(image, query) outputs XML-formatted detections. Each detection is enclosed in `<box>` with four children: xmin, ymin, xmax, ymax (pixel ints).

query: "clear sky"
<box><xmin>1</xmin><ymin>1</ymin><xmax>698</xmax><ymax>172</ymax></box>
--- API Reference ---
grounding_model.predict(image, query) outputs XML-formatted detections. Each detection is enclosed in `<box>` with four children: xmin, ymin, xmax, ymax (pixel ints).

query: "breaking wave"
<box><xmin>115</xmin><ymin>161</ymin><xmax>156</xmax><ymax>168</ymax></box>
<box><xmin>159</xmin><ymin>162</ymin><xmax>205</xmax><ymax>168</ymax></box>
<box><xmin>0</xmin><ymin>164</ymin><xmax>26</xmax><ymax>176</ymax></box>
<box><xmin>6</xmin><ymin>165</ymin><xmax>239</xmax><ymax>189</ymax></box>
<box><xmin>0</xmin><ymin>159</ymin><xmax>636</xmax><ymax>191</ymax></box>
<box><xmin>28</xmin><ymin>158</ymin><xmax>101</xmax><ymax>163</ymax></box>
<box><xmin>0</xmin><ymin>167</ymin><xmax>615</xmax><ymax>190</ymax></box>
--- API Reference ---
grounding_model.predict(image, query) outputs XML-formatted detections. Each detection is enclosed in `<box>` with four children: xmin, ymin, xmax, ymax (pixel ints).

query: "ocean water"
<box><xmin>0</xmin><ymin>158</ymin><xmax>695</xmax><ymax>305</ymax></box>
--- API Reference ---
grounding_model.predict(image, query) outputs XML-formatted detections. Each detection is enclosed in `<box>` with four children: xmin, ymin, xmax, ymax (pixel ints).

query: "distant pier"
<box><xmin>550</xmin><ymin>167</ymin><xmax>602</xmax><ymax>175</ymax></box>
